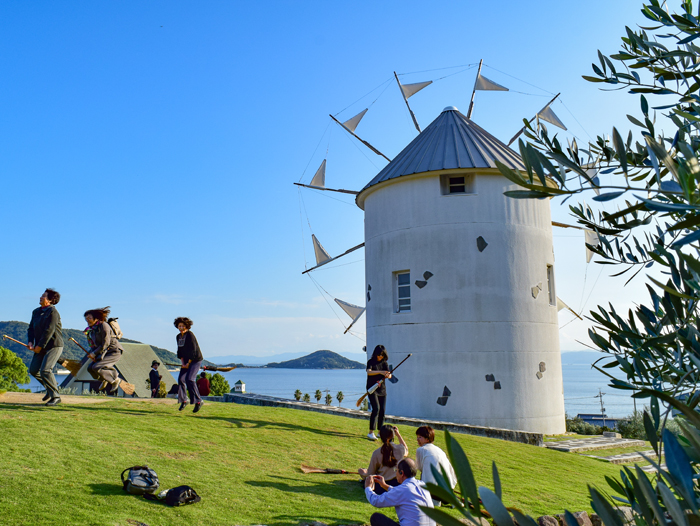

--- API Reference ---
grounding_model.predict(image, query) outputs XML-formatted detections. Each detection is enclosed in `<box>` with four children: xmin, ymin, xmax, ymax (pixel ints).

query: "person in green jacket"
<box><xmin>27</xmin><ymin>288</ymin><xmax>63</xmax><ymax>406</ymax></box>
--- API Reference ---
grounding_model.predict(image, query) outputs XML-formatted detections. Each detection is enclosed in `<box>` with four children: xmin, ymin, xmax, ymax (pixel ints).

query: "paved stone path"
<box><xmin>600</xmin><ymin>449</ymin><xmax>659</xmax><ymax>464</ymax></box>
<box><xmin>545</xmin><ymin>436</ymin><xmax>647</xmax><ymax>452</ymax></box>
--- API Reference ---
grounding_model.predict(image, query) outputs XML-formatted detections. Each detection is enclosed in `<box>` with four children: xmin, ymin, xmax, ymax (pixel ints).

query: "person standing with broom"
<box><xmin>366</xmin><ymin>345</ymin><xmax>392</xmax><ymax>440</ymax></box>
<box><xmin>27</xmin><ymin>288</ymin><xmax>64</xmax><ymax>406</ymax></box>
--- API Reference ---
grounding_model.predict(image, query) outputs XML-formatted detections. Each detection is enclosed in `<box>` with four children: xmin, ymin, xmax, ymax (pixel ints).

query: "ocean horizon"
<box><xmin>20</xmin><ymin>350</ymin><xmax>642</xmax><ymax>418</ymax></box>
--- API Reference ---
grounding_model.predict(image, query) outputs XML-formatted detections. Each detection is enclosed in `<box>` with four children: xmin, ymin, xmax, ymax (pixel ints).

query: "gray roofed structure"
<box><xmin>61</xmin><ymin>342</ymin><xmax>177</xmax><ymax>397</ymax></box>
<box><xmin>357</xmin><ymin>106</ymin><xmax>525</xmax><ymax>203</ymax></box>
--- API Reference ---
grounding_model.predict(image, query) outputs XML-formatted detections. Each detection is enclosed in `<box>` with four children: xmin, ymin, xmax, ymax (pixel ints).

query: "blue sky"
<box><xmin>0</xmin><ymin>0</ymin><xmax>655</xmax><ymax>359</ymax></box>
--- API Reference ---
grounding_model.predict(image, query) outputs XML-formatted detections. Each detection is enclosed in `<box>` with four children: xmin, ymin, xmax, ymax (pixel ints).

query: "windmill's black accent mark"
<box><xmin>536</xmin><ymin>371</ymin><xmax>543</xmax><ymax>380</ymax></box>
<box><xmin>477</xmin><ymin>236</ymin><xmax>488</xmax><ymax>252</ymax></box>
<box><xmin>415</xmin><ymin>280</ymin><xmax>427</xmax><ymax>289</ymax></box>
<box><xmin>494</xmin><ymin>381</ymin><xmax>501</xmax><ymax>390</ymax></box>
<box><xmin>423</xmin><ymin>271</ymin><xmax>433</xmax><ymax>280</ymax></box>
<box><xmin>367</xmin><ymin>284</ymin><xmax>372</xmax><ymax>291</ymax></box>
<box><xmin>485</xmin><ymin>374</ymin><xmax>495</xmax><ymax>382</ymax></box>
<box><xmin>436</xmin><ymin>396</ymin><xmax>449</xmax><ymax>406</ymax></box>
<box><xmin>442</xmin><ymin>386</ymin><xmax>451</xmax><ymax>397</ymax></box>
<box><xmin>367</xmin><ymin>292</ymin><xmax>371</xmax><ymax>302</ymax></box>
<box><xmin>539</xmin><ymin>362</ymin><xmax>546</xmax><ymax>373</ymax></box>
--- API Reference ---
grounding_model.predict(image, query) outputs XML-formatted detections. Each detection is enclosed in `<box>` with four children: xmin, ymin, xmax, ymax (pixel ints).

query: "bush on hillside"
<box><xmin>209</xmin><ymin>373</ymin><xmax>230</xmax><ymax>396</ymax></box>
<box><xmin>565</xmin><ymin>415</ymin><xmax>602</xmax><ymax>435</ymax></box>
<box><xmin>617</xmin><ymin>410</ymin><xmax>682</xmax><ymax>439</ymax></box>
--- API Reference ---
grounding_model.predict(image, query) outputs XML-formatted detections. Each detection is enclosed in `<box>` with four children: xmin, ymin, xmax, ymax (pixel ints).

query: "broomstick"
<box><xmin>70</xmin><ymin>338</ymin><xmax>135</xmax><ymax>396</ymax></box>
<box><xmin>164</xmin><ymin>363</ymin><xmax>237</xmax><ymax>372</ymax></box>
<box><xmin>3</xmin><ymin>334</ymin><xmax>40</xmax><ymax>353</ymax></box>
<box><xmin>356</xmin><ymin>353</ymin><xmax>412</xmax><ymax>407</ymax></box>
<box><xmin>70</xmin><ymin>337</ymin><xmax>90</xmax><ymax>354</ymax></box>
<box><xmin>300</xmin><ymin>464</ymin><xmax>353</xmax><ymax>474</ymax></box>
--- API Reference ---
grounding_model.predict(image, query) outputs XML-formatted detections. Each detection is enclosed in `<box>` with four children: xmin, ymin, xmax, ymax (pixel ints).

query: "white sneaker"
<box><xmin>367</xmin><ymin>432</ymin><xmax>377</xmax><ymax>440</ymax></box>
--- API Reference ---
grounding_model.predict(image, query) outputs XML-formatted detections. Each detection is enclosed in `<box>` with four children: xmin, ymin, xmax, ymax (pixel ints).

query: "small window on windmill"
<box><xmin>546</xmin><ymin>265</ymin><xmax>556</xmax><ymax>306</ymax></box>
<box><xmin>440</xmin><ymin>173</ymin><xmax>475</xmax><ymax>195</ymax></box>
<box><xmin>394</xmin><ymin>271</ymin><xmax>411</xmax><ymax>313</ymax></box>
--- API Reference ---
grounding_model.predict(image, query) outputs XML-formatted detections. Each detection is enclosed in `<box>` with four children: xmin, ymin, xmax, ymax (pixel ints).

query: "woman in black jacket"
<box><xmin>175</xmin><ymin>316</ymin><xmax>204</xmax><ymax>413</ymax></box>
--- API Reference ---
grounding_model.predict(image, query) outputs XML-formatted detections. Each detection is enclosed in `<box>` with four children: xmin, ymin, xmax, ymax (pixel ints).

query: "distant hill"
<box><xmin>265</xmin><ymin>350</ymin><xmax>364</xmax><ymax>369</ymax></box>
<box><xmin>0</xmin><ymin>320</ymin><xmax>215</xmax><ymax>369</ymax></box>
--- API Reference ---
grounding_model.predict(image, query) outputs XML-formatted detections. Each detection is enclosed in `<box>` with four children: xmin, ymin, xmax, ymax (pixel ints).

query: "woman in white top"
<box><xmin>415</xmin><ymin>425</ymin><xmax>457</xmax><ymax>506</ymax></box>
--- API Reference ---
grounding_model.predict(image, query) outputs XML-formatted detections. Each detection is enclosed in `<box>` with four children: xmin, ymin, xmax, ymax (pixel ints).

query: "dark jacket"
<box><xmin>366</xmin><ymin>357</ymin><xmax>389</xmax><ymax>396</ymax></box>
<box><xmin>149</xmin><ymin>368</ymin><xmax>161</xmax><ymax>391</ymax></box>
<box><xmin>176</xmin><ymin>331</ymin><xmax>203</xmax><ymax>364</ymax></box>
<box><xmin>87</xmin><ymin>321</ymin><xmax>123</xmax><ymax>360</ymax></box>
<box><xmin>27</xmin><ymin>305</ymin><xmax>63</xmax><ymax>350</ymax></box>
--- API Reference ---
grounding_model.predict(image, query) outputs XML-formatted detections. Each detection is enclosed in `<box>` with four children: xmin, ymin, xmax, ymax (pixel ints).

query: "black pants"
<box><xmin>369</xmin><ymin>392</ymin><xmax>386</xmax><ymax>431</ymax></box>
<box><xmin>370</xmin><ymin>513</ymin><xmax>399</xmax><ymax>526</ymax></box>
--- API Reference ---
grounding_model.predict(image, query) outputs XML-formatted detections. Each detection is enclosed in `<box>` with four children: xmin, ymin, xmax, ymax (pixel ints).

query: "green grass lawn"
<box><xmin>0</xmin><ymin>396</ymin><xmax>629</xmax><ymax>526</ymax></box>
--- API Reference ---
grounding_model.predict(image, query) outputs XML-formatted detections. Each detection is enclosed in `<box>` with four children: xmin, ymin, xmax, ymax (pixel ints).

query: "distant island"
<box><xmin>265</xmin><ymin>350</ymin><xmax>364</xmax><ymax>369</ymax></box>
<box><xmin>0</xmin><ymin>320</ymin><xmax>216</xmax><ymax>369</ymax></box>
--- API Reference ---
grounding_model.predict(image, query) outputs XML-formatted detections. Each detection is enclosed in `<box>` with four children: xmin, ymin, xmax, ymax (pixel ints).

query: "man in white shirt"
<box><xmin>364</xmin><ymin>458</ymin><xmax>436</xmax><ymax>526</ymax></box>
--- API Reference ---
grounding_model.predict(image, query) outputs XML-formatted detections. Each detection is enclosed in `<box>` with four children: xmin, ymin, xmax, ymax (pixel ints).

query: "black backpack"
<box><xmin>121</xmin><ymin>466</ymin><xmax>159</xmax><ymax>495</ymax></box>
<box><xmin>165</xmin><ymin>485</ymin><xmax>201</xmax><ymax>506</ymax></box>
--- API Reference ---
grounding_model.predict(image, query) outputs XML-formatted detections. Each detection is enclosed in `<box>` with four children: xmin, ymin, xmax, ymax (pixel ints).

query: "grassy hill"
<box><xmin>266</xmin><ymin>350</ymin><xmax>364</xmax><ymax>369</ymax></box>
<box><xmin>0</xmin><ymin>394</ymin><xmax>626</xmax><ymax>526</ymax></box>
<box><xmin>0</xmin><ymin>320</ymin><xmax>215</xmax><ymax>369</ymax></box>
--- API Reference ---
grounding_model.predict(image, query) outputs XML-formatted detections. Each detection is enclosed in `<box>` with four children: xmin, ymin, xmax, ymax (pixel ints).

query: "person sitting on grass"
<box><xmin>364</xmin><ymin>458</ymin><xmax>435</xmax><ymax>526</ymax></box>
<box><xmin>358</xmin><ymin>424</ymin><xmax>408</xmax><ymax>495</ymax></box>
<box><xmin>196</xmin><ymin>371</ymin><xmax>210</xmax><ymax>397</ymax></box>
<box><xmin>415</xmin><ymin>425</ymin><xmax>456</xmax><ymax>506</ymax></box>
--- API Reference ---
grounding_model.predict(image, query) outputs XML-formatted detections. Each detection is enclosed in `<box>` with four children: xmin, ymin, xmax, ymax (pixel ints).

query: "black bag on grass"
<box><xmin>121</xmin><ymin>466</ymin><xmax>160</xmax><ymax>495</ymax></box>
<box><xmin>165</xmin><ymin>485</ymin><xmax>201</xmax><ymax>507</ymax></box>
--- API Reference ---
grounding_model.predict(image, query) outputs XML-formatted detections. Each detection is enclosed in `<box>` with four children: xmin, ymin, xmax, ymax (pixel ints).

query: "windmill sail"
<box><xmin>557</xmin><ymin>297</ymin><xmax>582</xmax><ymax>320</ymax></box>
<box><xmin>400</xmin><ymin>80</ymin><xmax>432</xmax><ymax>99</ymax></box>
<box><xmin>394</xmin><ymin>71</ymin><xmax>428</xmax><ymax>133</ymax></box>
<box><xmin>312</xmin><ymin>234</ymin><xmax>332</xmax><ymax>266</ymax></box>
<box><xmin>310</xmin><ymin>159</ymin><xmax>326</xmax><ymax>188</ymax></box>
<box><xmin>342</xmin><ymin>109</ymin><xmax>368</xmax><ymax>133</ymax></box>
<box><xmin>334</xmin><ymin>298</ymin><xmax>366</xmax><ymax>334</ymax></box>
<box><xmin>474</xmin><ymin>73</ymin><xmax>509</xmax><ymax>91</ymax></box>
<box><xmin>537</xmin><ymin>104</ymin><xmax>567</xmax><ymax>130</ymax></box>
<box><xmin>584</xmin><ymin>229</ymin><xmax>600</xmax><ymax>263</ymax></box>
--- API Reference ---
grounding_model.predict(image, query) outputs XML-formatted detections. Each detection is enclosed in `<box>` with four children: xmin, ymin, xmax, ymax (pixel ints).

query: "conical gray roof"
<box><xmin>357</xmin><ymin>107</ymin><xmax>525</xmax><ymax>201</ymax></box>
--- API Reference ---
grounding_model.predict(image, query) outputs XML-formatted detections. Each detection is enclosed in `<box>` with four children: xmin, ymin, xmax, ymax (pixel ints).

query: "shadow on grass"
<box><xmin>244</xmin><ymin>475</ymin><xmax>367</xmax><ymax>526</ymax></box>
<box><xmin>59</xmin><ymin>404</ymin><xmax>360</xmax><ymax>439</ymax></box>
<box><xmin>88</xmin><ymin>483</ymin><xmax>130</xmax><ymax>496</ymax></box>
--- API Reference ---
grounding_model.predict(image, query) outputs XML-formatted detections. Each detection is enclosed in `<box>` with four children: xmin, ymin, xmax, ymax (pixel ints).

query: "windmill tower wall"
<box><xmin>357</xmin><ymin>108</ymin><xmax>566</xmax><ymax>434</ymax></box>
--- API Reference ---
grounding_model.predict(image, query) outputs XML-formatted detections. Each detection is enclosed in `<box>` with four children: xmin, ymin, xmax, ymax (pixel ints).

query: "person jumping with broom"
<box><xmin>84</xmin><ymin>307</ymin><xmax>134</xmax><ymax>396</ymax></box>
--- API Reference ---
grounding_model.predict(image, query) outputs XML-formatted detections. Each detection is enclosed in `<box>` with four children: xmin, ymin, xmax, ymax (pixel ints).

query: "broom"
<box><xmin>300</xmin><ymin>464</ymin><xmax>353</xmax><ymax>474</ymax></box>
<box><xmin>69</xmin><ymin>337</ymin><xmax>135</xmax><ymax>396</ymax></box>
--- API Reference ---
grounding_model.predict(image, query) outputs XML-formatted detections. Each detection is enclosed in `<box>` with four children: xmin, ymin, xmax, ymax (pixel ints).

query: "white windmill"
<box><xmin>296</xmin><ymin>62</ymin><xmax>593</xmax><ymax>434</ymax></box>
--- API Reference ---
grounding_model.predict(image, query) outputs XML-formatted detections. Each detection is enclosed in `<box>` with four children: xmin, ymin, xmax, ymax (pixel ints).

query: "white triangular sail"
<box><xmin>334</xmin><ymin>298</ymin><xmax>365</xmax><ymax>334</ymax></box>
<box><xmin>310</xmin><ymin>159</ymin><xmax>326</xmax><ymax>188</ymax></box>
<box><xmin>334</xmin><ymin>298</ymin><xmax>365</xmax><ymax>321</ymax></box>
<box><xmin>475</xmin><ymin>73</ymin><xmax>508</xmax><ymax>91</ymax></box>
<box><xmin>400</xmin><ymin>80</ymin><xmax>432</xmax><ymax>99</ymax></box>
<box><xmin>584</xmin><ymin>167</ymin><xmax>600</xmax><ymax>196</ymax></box>
<box><xmin>312</xmin><ymin>234</ymin><xmax>331</xmax><ymax>266</ymax></box>
<box><xmin>537</xmin><ymin>104</ymin><xmax>567</xmax><ymax>130</ymax></box>
<box><xmin>557</xmin><ymin>296</ymin><xmax>583</xmax><ymax>320</ymax></box>
<box><xmin>342</xmin><ymin>109</ymin><xmax>368</xmax><ymax>133</ymax></box>
<box><xmin>584</xmin><ymin>229</ymin><xmax>600</xmax><ymax>263</ymax></box>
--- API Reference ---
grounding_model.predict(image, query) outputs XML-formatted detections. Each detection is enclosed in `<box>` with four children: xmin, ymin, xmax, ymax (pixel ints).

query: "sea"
<box><xmin>19</xmin><ymin>351</ymin><xmax>641</xmax><ymax>418</ymax></box>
